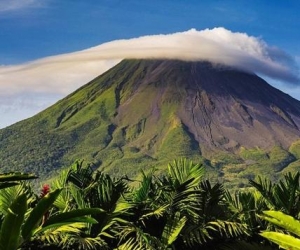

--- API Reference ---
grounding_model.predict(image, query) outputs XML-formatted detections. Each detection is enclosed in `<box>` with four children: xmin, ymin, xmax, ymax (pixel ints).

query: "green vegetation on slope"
<box><xmin>214</xmin><ymin>145</ymin><xmax>297</xmax><ymax>190</ymax></box>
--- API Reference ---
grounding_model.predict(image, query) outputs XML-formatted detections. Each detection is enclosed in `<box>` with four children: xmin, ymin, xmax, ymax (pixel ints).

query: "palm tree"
<box><xmin>223</xmin><ymin>188</ymin><xmax>272</xmax><ymax>248</ymax></box>
<box><xmin>222</xmin><ymin>172</ymin><xmax>300</xmax><ymax>249</ymax></box>
<box><xmin>48</xmin><ymin>160</ymin><xmax>131</xmax><ymax>249</ymax></box>
<box><xmin>119</xmin><ymin>159</ymin><xmax>248</xmax><ymax>250</ymax></box>
<box><xmin>250</xmin><ymin>172</ymin><xmax>300</xmax><ymax>218</ymax></box>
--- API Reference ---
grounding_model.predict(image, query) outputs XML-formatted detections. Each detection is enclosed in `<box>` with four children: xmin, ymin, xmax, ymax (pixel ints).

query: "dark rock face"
<box><xmin>113</xmin><ymin>59</ymin><xmax>300</xmax><ymax>154</ymax></box>
<box><xmin>180</xmin><ymin>61</ymin><xmax>300</xmax><ymax>152</ymax></box>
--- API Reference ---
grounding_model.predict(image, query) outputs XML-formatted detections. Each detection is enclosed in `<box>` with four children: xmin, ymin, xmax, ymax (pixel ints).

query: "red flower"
<box><xmin>40</xmin><ymin>184</ymin><xmax>50</xmax><ymax>198</ymax></box>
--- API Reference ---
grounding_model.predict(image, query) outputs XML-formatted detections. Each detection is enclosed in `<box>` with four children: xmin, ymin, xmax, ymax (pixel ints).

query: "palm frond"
<box><xmin>171</xmin><ymin>179</ymin><xmax>202</xmax><ymax>217</ymax></box>
<box><xmin>132</xmin><ymin>171</ymin><xmax>152</xmax><ymax>204</ymax></box>
<box><xmin>67</xmin><ymin>236</ymin><xmax>108</xmax><ymax>250</ymax></box>
<box><xmin>260</xmin><ymin>210</ymin><xmax>300</xmax><ymax>237</ymax></box>
<box><xmin>0</xmin><ymin>193</ymin><xmax>27</xmax><ymax>250</ymax></box>
<box><xmin>168</xmin><ymin>158</ymin><xmax>205</xmax><ymax>188</ymax></box>
<box><xmin>249</xmin><ymin>176</ymin><xmax>276</xmax><ymax>209</ymax></box>
<box><xmin>22</xmin><ymin>188</ymin><xmax>62</xmax><ymax>241</ymax></box>
<box><xmin>51</xmin><ymin>168</ymin><xmax>77</xmax><ymax>211</ymax></box>
<box><xmin>38</xmin><ymin>222</ymin><xmax>108</xmax><ymax>250</ymax></box>
<box><xmin>259</xmin><ymin>210</ymin><xmax>300</xmax><ymax>250</ymax></box>
<box><xmin>207</xmin><ymin>220</ymin><xmax>249</xmax><ymax>238</ymax></box>
<box><xmin>66</xmin><ymin>160</ymin><xmax>94</xmax><ymax>189</ymax></box>
<box><xmin>224</xmin><ymin>189</ymin><xmax>266</xmax><ymax>230</ymax></box>
<box><xmin>260</xmin><ymin>232</ymin><xmax>300</xmax><ymax>250</ymax></box>
<box><xmin>161</xmin><ymin>212</ymin><xmax>187</xmax><ymax>246</ymax></box>
<box><xmin>198</xmin><ymin>180</ymin><xmax>226</xmax><ymax>222</ymax></box>
<box><xmin>182</xmin><ymin>220</ymin><xmax>248</xmax><ymax>247</ymax></box>
<box><xmin>118</xmin><ymin>223</ymin><xmax>160</xmax><ymax>250</ymax></box>
<box><xmin>84</xmin><ymin>171</ymin><xmax>128</xmax><ymax>212</ymax></box>
<box><xmin>0</xmin><ymin>182</ymin><xmax>36</xmax><ymax>215</ymax></box>
<box><xmin>0</xmin><ymin>172</ymin><xmax>37</xmax><ymax>183</ymax></box>
<box><xmin>182</xmin><ymin>224</ymin><xmax>212</xmax><ymax>246</ymax></box>
<box><xmin>250</xmin><ymin>173</ymin><xmax>300</xmax><ymax>217</ymax></box>
<box><xmin>38</xmin><ymin>222</ymin><xmax>85</xmax><ymax>241</ymax></box>
<box><xmin>118</xmin><ymin>237</ymin><xmax>143</xmax><ymax>250</ymax></box>
<box><xmin>140</xmin><ymin>204</ymin><xmax>169</xmax><ymax>221</ymax></box>
<box><xmin>273</xmin><ymin>172</ymin><xmax>300</xmax><ymax>217</ymax></box>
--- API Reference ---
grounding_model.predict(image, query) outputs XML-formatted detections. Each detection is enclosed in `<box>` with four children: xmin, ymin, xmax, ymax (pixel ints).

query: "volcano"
<box><xmin>1</xmin><ymin>59</ymin><xmax>300</xmax><ymax>183</ymax></box>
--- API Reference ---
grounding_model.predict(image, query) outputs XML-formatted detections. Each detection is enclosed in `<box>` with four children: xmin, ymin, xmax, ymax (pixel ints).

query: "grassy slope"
<box><xmin>214</xmin><ymin>144</ymin><xmax>300</xmax><ymax>190</ymax></box>
<box><xmin>0</xmin><ymin>60</ymin><xmax>203</xmax><ymax>180</ymax></box>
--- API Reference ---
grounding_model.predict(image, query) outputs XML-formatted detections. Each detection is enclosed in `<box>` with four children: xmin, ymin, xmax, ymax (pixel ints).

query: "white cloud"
<box><xmin>0</xmin><ymin>0</ymin><xmax>43</xmax><ymax>12</ymax></box>
<box><xmin>0</xmin><ymin>27</ymin><xmax>299</xmax><ymax>128</ymax></box>
<box><xmin>0</xmin><ymin>58</ymin><xmax>120</xmax><ymax>95</ymax></box>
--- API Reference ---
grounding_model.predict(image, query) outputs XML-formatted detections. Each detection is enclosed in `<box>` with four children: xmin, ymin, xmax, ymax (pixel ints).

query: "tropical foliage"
<box><xmin>260</xmin><ymin>211</ymin><xmax>300</xmax><ymax>249</ymax></box>
<box><xmin>0</xmin><ymin>159</ymin><xmax>299</xmax><ymax>249</ymax></box>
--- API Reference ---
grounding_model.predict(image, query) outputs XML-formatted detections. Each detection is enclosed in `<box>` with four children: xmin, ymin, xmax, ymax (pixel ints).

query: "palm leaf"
<box><xmin>34</xmin><ymin>208</ymin><xmax>103</xmax><ymax>237</ymax></box>
<box><xmin>251</xmin><ymin>173</ymin><xmax>300</xmax><ymax>217</ymax></box>
<box><xmin>40</xmin><ymin>222</ymin><xmax>110</xmax><ymax>250</ymax></box>
<box><xmin>42</xmin><ymin>208</ymin><xmax>104</xmax><ymax>227</ymax></box>
<box><xmin>207</xmin><ymin>220</ymin><xmax>249</xmax><ymax>238</ymax></box>
<box><xmin>0</xmin><ymin>182</ymin><xmax>36</xmax><ymax>216</ymax></box>
<box><xmin>140</xmin><ymin>204</ymin><xmax>169</xmax><ymax>221</ymax></box>
<box><xmin>22</xmin><ymin>188</ymin><xmax>62</xmax><ymax>240</ymax></box>
<box><xmin>132</xmin><ymin>171</ymin><xmax>152</xmax><ymax>203</ymax></box>
<box><xmin>118</xmin><ymin>223</ymin><xmax>159</xmax><ymax>250</ymax></box>
<box><xmin>249</xmin><ymin>176</ymin><xmax>275</xmax><ymax>209</ymax></box>
<box><xmin>274</xmin><ymin>173</ymin><xmax>300</xmax><ymax>216</ymax></box>
<box><xmin>0</xmin><ymin>182</ymin><xmax>19</xmax><ymax>189</ymax></box>
<box><xmin>0</xmin><ymin>193</ymin><xmax>27</xmax><ymax>250</ymax></box>
<box><xmin>66</xmin><ymin>160</ymin><xmax>94</xmax><ymax>189</ymax></box>
<box><xmin>260</xmin><ymin>210</ymin><xmax>300</xmax><ymax>237</ymax></box>
<box><xmin>36</xmin><ymin>218</ymin><xmax>97</xmax><ymax>236</ymax></box>
<box><xmin>198</xmin><ymin>180</ymin><xmax>226</xmax><ymax>222</ymax></box>
<box><xmin>224</xmin><ymin>189</ymin><xmax>266</xmax><ymax>232</ymax></box>
<box><xmin>118</xmin><ymin>237</ymin><xmax>147</xmax><ymax>250</ymax></box>
<box><xmin>183</xmin><ymin>220</ymin><xmax>248</xmax><ymax>247</ymax></box>
<box><xmin>0</xmin><ymin>172</ymin><xmax>37</xmax><ymax>182</ymax></box>
<box><xmin>183</xmin><ymin>225</ymin><xmax>211</xmax><ymax>246</ymax></box>
<box><xmin>161</xmin><ymin>212</ymin><xmax>187</xmax><ymax>246</ymax></box>
<box><xmin>63</xmin><ymin>235</ymin><xmax>108</xmax><ymax>250</ymax></box>
<box><xmin>260</xmin><ymin>232</ymin><xmax>300</xmax><ymax>250</ymax></box>
<box><xmin>38</xmin><ymin>222</ymin><xmax>88</xmax><ymax>245</ymax></box>
<box><xmin>168</xmin><ymin>158</ymin><xmax>205</xmax><ymax>188</ymax></box>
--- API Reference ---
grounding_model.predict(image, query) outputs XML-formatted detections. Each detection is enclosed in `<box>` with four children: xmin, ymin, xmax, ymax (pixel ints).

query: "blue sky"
<box><xmin>1</xmin><ymin>0</ymin><xmax>299</xmax><ymax>64</ymax></box>
<box><xmin>0</xmin><ymin>0</ymin><xmax>300</xmax><ymax>128</ymax></box>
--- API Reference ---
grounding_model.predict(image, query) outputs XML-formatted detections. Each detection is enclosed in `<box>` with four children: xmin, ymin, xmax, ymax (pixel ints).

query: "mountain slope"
<box><xmin>1</xmin><ymin>59</ymin><xmax>300</xmax><ymax>183</ymax></box>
